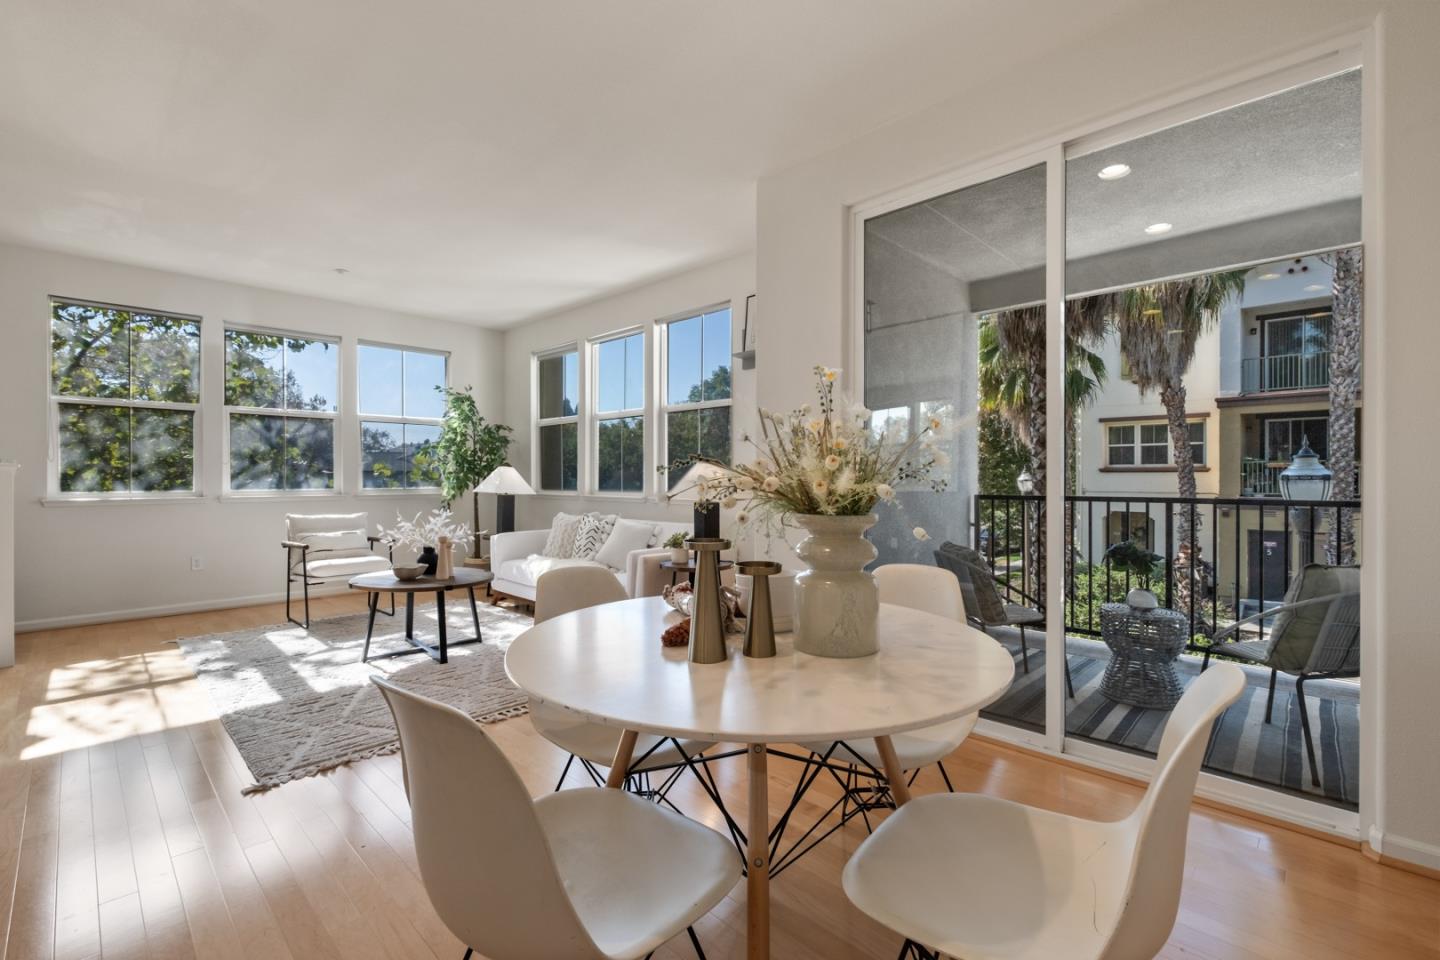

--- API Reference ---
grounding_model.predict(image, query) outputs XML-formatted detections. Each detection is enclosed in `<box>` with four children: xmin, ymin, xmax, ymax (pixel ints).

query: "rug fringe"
<box><xmin>240</xmin><ymin>702</ymin><xmax>531</xmax><ymax>794</ymax></box>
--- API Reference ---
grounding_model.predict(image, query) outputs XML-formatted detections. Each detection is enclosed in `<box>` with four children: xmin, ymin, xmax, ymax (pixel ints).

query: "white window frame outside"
<box><xmin>355</xmin><ymin>341</ymin><xmax>449</xmax><ymax>494</ymax></box>
<box><xmin>657</xmin><ymin>304</ymin><xmax>733</xmax><ymax>492</ymax></box>
<box><xmin>48</xmin><ymin>296</ymin><xmax>204</xmax><ymax>501</ymax></box>
<box><xmin>533</xmin><ymin>344</ymin><xmax>582</xmax><ymax>494</ymax></box>
<box><xmin>1105</xmin><ymin>420</ymin><xmax>1206</xmax><ymax>468</ymax></box>
<box><xmin>223</xmin><ymin>324</ymin><xmax>341</xmax><ymax>497</ymax></box>
<box><xmin>589</xmin><ymin>327</ymin><xmax>648</xmax><ymax>498</ymax></box>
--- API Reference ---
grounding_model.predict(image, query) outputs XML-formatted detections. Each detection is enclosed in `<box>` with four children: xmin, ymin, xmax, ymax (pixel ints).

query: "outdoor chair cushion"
<box><xmin>1004</xmin><ymin>603</ymin><xmax>1045</xmax><ymax>626</ymax></box>
<box><xmin>935</xmin><ymin>542</ymin><xmax>1010</xmax><ymax>625</ymax></box>
<box><xmin>1266</xmin><ymin>563</ymin><xmax>1360</xmax><ymax>670</ymax></box>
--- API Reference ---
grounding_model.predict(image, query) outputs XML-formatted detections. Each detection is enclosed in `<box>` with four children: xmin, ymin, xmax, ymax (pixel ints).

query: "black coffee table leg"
<box><xmin>435</xmin><ymin>590</ymin><xmax>448</xmax><ymax>663</ymax></box>
<box><xmin>468</xmin><ymin>587</ymin><xmax>482</xmax><ymax>642</ymax></box>
<box><xmin>362</xmin><ymin>591</ymin><xmax>379</xmax><ymax>662</ymax></box>
<box><xmin>405</xmin><ymin>593</ymin><xmax>415</xmax><ymax>638</ymax></box>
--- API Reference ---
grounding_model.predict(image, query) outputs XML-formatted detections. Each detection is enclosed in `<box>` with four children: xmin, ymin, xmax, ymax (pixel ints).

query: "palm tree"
<box><xmin>1108</xmin><ymin>270</ymin><xmax>1247</xmax><ymax>617</ymax></box>
<box><xmin>978</xmin><ymin>301</ymin><xmax>1109</xmax><ymax>598</ymax></box>
<box><xmin>1324</xmin><ymin>247</ymin><xmax>1362</xmax><ymax>564</ymax></box>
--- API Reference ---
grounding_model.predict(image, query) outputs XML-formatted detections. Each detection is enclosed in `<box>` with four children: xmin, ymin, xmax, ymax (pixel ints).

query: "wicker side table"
<box><xmin>1099</xmin><ymin>603</ymin><xmax>1189</xmax><ymax>709</ymax></box>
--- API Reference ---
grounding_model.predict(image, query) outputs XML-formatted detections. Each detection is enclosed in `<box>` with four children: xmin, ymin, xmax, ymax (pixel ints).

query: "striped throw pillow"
<box><xmin>571</xmin><ymin>513</ymin><xmax>618</xmax><ymax>561</ymax></box>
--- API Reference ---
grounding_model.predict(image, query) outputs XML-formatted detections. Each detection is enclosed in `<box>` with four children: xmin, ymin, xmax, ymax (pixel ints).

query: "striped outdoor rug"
<box><xmin>980</xmin><ymin>637</ymin><xmax>1360</xmax><ymax>807</ymax></box>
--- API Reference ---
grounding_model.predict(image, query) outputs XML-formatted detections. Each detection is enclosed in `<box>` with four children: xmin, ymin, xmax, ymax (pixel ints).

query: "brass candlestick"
<box><xmin>686</xmin><ymin>538</ymin><xmax>731</xmax><ymax>664</ymax></box>
<box><xmin>739</xmin><ymin>560</ymin><xmax>782</xmax><ymax>658</ymax></box>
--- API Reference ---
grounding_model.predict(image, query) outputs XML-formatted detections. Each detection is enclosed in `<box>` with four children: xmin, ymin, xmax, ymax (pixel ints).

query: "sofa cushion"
<box><xmin>572</xmin><ymin>513</ymin><xmax>617</xmax><ymax>561</ymax></box>
<box><xmin>542</xmin><ymin>512</ymin><xmax>584</xmax><ymax>558</ymax></box>
<box><xmin>495</xmin><ymin>554</ymin><xmax>617</xmax><ymax>591</ymax></box>
<box><xmin>595</xmin><ymin>518</ymin><xmax>657</xmax><ymax>570</ymax></box>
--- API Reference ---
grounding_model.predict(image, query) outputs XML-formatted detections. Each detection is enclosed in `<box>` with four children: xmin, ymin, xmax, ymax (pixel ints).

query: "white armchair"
<box><xmin>283</xmin><ymin>513</ymin><xmax>393</xmax><ymax>627</ymax></box>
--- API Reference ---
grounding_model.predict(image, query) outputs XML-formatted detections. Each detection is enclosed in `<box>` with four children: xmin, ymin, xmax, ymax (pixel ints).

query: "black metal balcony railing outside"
<box><xmin>1241</xmin><ymin>351</ymin><xmax>1330</xmax><ymax>393</ymax></box>
<box><xmin>973</xmin><ymin>493</ymin><xmax>1362</xmax><ymax>644</ymax></box>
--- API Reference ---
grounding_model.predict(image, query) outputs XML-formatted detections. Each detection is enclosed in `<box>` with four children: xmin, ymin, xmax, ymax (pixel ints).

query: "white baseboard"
<box><xmin>16</xmin><ymin>583</ymin><xmax>354</xmax><ymax>632</ymax></box>
<box><xmin>1371</xmin><ymin>829</ymin><xmax>1440</xmax><ymax>873</ymax></box>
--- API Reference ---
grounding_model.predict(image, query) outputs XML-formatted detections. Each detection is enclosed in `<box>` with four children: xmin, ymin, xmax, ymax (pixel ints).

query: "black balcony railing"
<box><xmin>972</xmin><ymin>493</ymin><xmax>1362</xmax><ymax>644</ymax></box>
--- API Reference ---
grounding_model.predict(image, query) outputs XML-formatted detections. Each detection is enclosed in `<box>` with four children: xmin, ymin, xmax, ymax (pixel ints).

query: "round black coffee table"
<box><xmin>349</xmin><ymin>567</ymin><xmax>494</xmax><ymax>664</ymax></box>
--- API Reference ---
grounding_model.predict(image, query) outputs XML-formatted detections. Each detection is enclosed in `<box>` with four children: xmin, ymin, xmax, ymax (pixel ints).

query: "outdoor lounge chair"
<box><xmin>935</xmin><ymin>541</ymin><xmax>1074</xmax><ymax>698</ymax></box>
<box><xmin>1201</xmin><ymin>562</ymin><xmax>1359</xmax><ymax>786</ymax></box>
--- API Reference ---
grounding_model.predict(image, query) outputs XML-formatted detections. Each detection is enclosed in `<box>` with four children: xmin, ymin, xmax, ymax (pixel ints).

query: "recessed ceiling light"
<box><xmin>333</xmin><ymin>267</ymin><xmax>350</xmax><ymax>275</ymax></box>
<box><xmin>1258</xmin><ymin>272</ymin><xmax>1281</xmax><ymax>280</ymax></box>
<box><xmin>1144</xmin><ymin>222</ymin><xmax>1173</xmax><ymax>235</ymax></box>
<box><xmin>1098</xmin><ymin>163</ymin><xmax>1132</xmax><ymax>180</ymax></box>
<box><xmin>1304</xmin><ymin>283</ymin><xmax>1327</xmax><ymax>292</ymax></box>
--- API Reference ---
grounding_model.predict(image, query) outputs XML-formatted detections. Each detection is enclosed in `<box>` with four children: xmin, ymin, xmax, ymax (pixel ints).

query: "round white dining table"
<box><xmin>505</xmin><ymin>596</ymin><xmax>1015</xmax><ymax>960</ymax></box>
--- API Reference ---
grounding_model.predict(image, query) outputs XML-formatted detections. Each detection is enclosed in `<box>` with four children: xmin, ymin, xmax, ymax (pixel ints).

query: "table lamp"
<box><xmin>477</xmin><ymin>465</ymin><xmax>535</xmax><ymax>535</ymax></box>
<box><xmin>667</xmin><ymin>461</ymin><xmax>728</xmax><ymax>539</ymax></box>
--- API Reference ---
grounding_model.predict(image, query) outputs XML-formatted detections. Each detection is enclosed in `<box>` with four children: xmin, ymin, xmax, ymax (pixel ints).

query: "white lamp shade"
<box><xmin>477</xmin><ymin>465</ymin><xmax>536</xmax><ymax>496</ymax></box>
<box><xmin>667</xmin><ymin>461</ymin><xmax>729</xmax><ymax>502</ymax></box>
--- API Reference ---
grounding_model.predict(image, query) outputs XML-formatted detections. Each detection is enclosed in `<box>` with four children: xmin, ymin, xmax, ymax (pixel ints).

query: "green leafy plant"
<box><xmin>663</xmin><ymin>531</ymin><xmax>687</xmax><ymax>549</ymax></box>
<box><xmin>1104</xmin><ymin>539</ymin><xmax>1163</xmax><ymax>591</ymax></box>
<box><xmin>434</xmin><ymin>385</ymin><xmax>513</xmax><ymax>522</ymax></box>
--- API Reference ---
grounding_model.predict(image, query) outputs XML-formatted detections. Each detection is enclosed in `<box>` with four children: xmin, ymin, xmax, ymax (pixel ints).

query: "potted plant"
<box><xmin>661</xmin><ymin>365</ymin><xmax>947</xmax><ymax>658</ymax></box>
<box><xmin>382</xmin><ymin>510</ymin><xmax>474</xmax><ymax>578</ymax></box>
<box><xmin>1104</xmin><ymin>539</ymin><xmax>1164</xmax><ymax>610</ymax></box>
<box><xmin>434</xmin><ymin>386</ymin><xmax>513</xmax><ymax>557</ymax></box>
<box><xmin>663</xmin><ymin>531</ymin><xmax>689</xmax><ymax>564</ymax></box>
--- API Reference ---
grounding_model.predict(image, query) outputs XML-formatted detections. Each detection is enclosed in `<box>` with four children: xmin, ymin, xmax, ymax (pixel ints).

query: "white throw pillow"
<box><xmin>542</xmin><ymin>512</ymin><xmax>584</xmax><ymax>558</ymax></box>
<box><xmin>594</xmin><ymin>518</ymin><xmax>658</xmax><ymax>571</ymax></box>
<box><xmin>571</xmin><ymin>513</ymin><xmax>618</xmax><ymax>561</ymax></box>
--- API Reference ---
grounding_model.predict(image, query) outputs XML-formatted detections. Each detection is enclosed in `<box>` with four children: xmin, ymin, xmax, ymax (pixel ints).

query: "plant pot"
<box><xmin>792</xmin><ymin>513</ymin><xmax>880</xmax><ymax>658</ymax></box>
<box><xmin>670</xmin><ymin>547</ymin><xmax>689</xmax><ymax>564</ymax></box>
<box><xmin>1126</xmin><ymin>587</ymin><xmax>1159</xmax><ymax>610</ymax></box>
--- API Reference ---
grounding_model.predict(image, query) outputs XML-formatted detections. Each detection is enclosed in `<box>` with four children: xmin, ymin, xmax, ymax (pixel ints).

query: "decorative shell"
<box><xmin>661</xmin><ymin>619</ymin><xmax>691</xmax><ymax>647</ymax></box>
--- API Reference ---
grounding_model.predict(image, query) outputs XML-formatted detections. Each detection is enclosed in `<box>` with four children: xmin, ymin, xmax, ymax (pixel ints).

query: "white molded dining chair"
<box><xmin>797</xmin><ymin>564</ymin><xmax>979</xmax><ymax>789</ymax></box>
<box><xmin>372</xmin><ymin>677</ymin><xmax>740</xmax><ymax>960</ymax></box>
<box><xmin>841</xmin><ymin>662</ymin><xmax>1246</xmax><ymax>960</ymax></box>
<box><xmin>533</xmin><ymin>566</ymin><xmax>717</xmax><ymax>796</ymax></box>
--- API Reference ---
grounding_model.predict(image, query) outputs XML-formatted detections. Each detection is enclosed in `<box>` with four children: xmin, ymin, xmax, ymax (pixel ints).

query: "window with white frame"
<box><xmin>536</xmin><ymin>348</ymin><xmax>579</xmax><ymax>491</ymax></box>
<box><xmin>661</xmin><ymin>307</ymin><xmax>731</xmax><ymax>488</ymax></box>
<box><xmin>50</xmin><ymin>299</ymin><xmax>201</xmax><ymax>495</ymax></box>
<box><xmin>225</xmin><ymin>329</ymin><xmax>339</xmax><ymax>491</ymax></box>
<box><xmin>358</xmin><ymin>344</ymin><xmax>447</xmax><ymax>489</ymax></box>
<box><xmin>1106</xmin><ymin>420</ymin><xmax>1205</xmax><ymax>467</ymax></box>
<box><xmin>592</xmin><ymin>331</ymin><xmax>645</xmax><ymax>493</ymax></box>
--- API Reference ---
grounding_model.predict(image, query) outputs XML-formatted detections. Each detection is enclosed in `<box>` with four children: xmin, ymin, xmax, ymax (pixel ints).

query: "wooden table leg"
<box><xmin>605</xmin><ymin>730</ymin><xmax>639</xmax><ymax>789</ymax></box>
<box><xmin>874</xmin><ymin>735</ymin><xmax>913</xmax><ymax>807</ymax></box>
<box><xmin>747</xmin><ymin>742</ymin><xmax>770</xmax><ymax>960</ymax></box>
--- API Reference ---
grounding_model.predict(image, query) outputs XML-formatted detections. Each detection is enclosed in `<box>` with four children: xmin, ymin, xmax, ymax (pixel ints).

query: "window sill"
<box><xmin>1099</xmin><ymin>465</ymin><xmax>1211</xmax><ymax>473</ymax></box>
<box><xmin>42</xmin><ymin>494</ymin><xmax>206</xmax><ymax>507</ymax></box>
<box><xmin>354</xmin><ymin>488</ymin><xmax>443</xmax><ymax>496</ymax></box>
<box><xmin>219</xmin><ymin>491</ymin><xmax>343</xmax><ymax>502</ymax></box>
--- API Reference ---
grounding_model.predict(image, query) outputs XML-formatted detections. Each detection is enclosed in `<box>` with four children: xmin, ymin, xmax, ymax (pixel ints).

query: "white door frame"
<box><xmin>847</xmin><ymin>28</ymin><xmax>1373</xmax><ymax>840</ymax></box>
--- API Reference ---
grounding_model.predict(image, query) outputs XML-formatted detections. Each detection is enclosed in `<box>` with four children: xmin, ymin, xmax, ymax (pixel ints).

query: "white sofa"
<box><xmin>490</xmin><ymin>518</ymin><xmax>694</xmax><ymax>606</ymax></box>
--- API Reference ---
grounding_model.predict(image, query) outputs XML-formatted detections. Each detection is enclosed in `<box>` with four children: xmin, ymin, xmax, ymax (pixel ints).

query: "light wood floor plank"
<box><xmin>0</xmin><ymin>596</ymin><xmax>1436</xmax><ymax>960</ymax></box>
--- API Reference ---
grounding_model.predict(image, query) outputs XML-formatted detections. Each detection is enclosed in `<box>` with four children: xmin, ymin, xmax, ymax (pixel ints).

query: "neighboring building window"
<box><xmin>1106</xmin><ymin>420</ymin><xmax>1206</xmax><ymax>467</ymax></box>
<box><xmin>1263</xmin><ymin>416</ymin><xmax>1328</xmax><ymax>463</ymax></box>
<box><xmin>536</xmin><ymin>348</ymin><xmax>579</xmax><ymax>491</ymax></box>
<box><xmin>51</xmin><ymin>299</ymin><xmax>201</xmax><ymax>495</ymax></box>
<box><xmin>661</xmin><ymin>307</ymin><xmax>731</xmax><ymax>488</ymax></box>
<box><xmin>1107</xmin><ymin>425</ymin><xmax>1136</xmax><ymax>466</ymax></box>
<box><xmin>869</xmin><ymin>406</ymin><xmax>912</xmax><ymax>441</ymax></box>
<box><xmin>1106</xmin><ymin>511</ymin><xmax>1154</xmax><ymax>549</ymax></box>
<box><xmin>225</xmin><ymin>329</ymin><xmax>339</xmax><ymax>490</ymax></box>
<box><xmin>358</xmin><ymin>344</ymin><xmax>447</xmax><ymax>488</ymax></box>
<box><xmin>592</xmin><ymin>331</ymin><xmax>645</xmax><ymax>493</ymax></box>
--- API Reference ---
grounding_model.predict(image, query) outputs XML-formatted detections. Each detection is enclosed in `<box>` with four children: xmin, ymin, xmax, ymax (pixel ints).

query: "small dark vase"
<box><xmin>417</xmin><ymin>546</ymin><xmax>439</xmax><ymax>576</ymax></box>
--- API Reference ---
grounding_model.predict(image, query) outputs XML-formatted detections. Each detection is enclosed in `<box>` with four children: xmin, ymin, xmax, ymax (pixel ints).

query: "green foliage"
<box><xmin>1104</xmin><ymin>539</ymin><xmax>1163</xmax><ymax>588</ymax></box>
<box><xmin>597</xmin><ymin>416</ymin><xmax>644</xmax><ymax>492</ymax></box>
<box><xmin>977</xmin><ymin>410</ymin><xmax>1029</xmax><ymax>495</ymax></box>
<box><xmin>434</xmin><ymin>386</ymin><xmax>513</xmax><ymax>506</ymax></box>
<box><xmin>663</xmin><ymin>531</ymin><xmax>687</xmax><ymax>549</ymax></box>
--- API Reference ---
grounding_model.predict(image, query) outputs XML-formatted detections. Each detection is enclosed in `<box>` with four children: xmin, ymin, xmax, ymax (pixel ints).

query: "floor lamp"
<box><xmin>477</xmin><ymin>465</ymin><xmax>536</xmax><ymax>536</ymax></box>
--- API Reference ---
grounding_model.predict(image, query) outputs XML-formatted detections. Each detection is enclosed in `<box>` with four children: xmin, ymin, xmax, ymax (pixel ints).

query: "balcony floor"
<box><xmin>980</xmin><ymin>628</ymin><xmax>1360</xmax><ymax>808</ymax></box>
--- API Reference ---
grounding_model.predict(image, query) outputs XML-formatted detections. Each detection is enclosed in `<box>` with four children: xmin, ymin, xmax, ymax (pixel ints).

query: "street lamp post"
<box><xmin>1278</xmin><ymin>437</ymin><xmax>1332</xmax><ymax>567</ymax></box>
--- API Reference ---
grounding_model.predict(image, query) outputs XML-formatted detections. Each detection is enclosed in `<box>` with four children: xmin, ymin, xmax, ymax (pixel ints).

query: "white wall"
<box><xmin>754</xmin><ymin>1</ymin><xmax>1440</xmax><ymax>868</ymax></box>
<box><xmin>498</xmin><ymin>253</ymin><xmax>756</xmax><ymax>533</ymax></box>
<box><xmin>0</xmin><ymin>243</ymin><xmax>504</xmax><ymax>628</ymax></box>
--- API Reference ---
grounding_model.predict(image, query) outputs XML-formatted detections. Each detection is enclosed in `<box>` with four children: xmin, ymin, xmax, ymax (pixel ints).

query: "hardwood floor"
<box><xmin>1</xmin><ymin>595</ymin><xmax>1437</xmax><ymax>960</ymax></box>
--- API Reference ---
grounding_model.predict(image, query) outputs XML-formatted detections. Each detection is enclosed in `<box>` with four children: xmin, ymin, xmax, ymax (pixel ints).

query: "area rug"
<box><xmin>980</xmin><ymin>636</ymin><xmax>1361</xmax><ymax>807</ymax></box>
<box><xmin>176</xmin><ymin>602</ymin><xmax>535</xmax><ymax>792</ymax></box>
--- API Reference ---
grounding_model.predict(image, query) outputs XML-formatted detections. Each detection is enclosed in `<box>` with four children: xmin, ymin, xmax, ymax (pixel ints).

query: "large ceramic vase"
<box><xmin>792</xmin><ymin>513</ymin><xmax>879</xmax><ymax>658</ymax></box>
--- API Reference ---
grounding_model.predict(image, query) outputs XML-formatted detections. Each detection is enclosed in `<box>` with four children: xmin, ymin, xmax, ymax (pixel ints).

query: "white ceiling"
<box><xmin>0</xmin><ymin>0</ymin><xmax>1151</xmax><ymax>327</ymax></box>
<box><xmin>866</xmin><ymin>71</ymin><xmax>1361</xmax><ymax>289</ymax></box>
